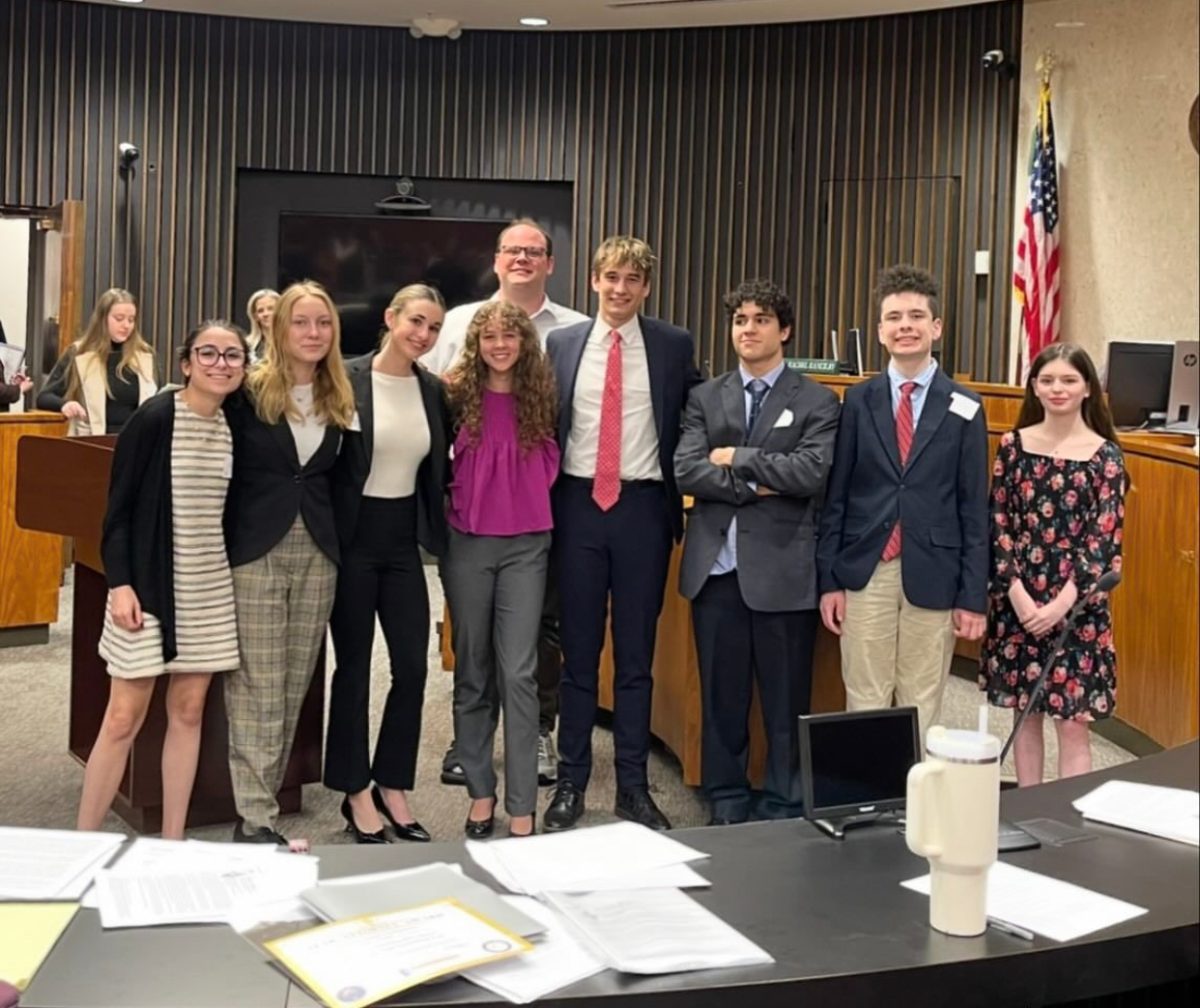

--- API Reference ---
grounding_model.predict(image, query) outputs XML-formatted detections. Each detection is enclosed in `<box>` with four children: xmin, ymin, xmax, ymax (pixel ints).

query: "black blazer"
<box><xmin>675</xmin><ymin>368</ymin><xmax>840</xmax><ymax>611</ymax></box>
<box><xmin>816</xmin><ymin>368</ymin><xmax>989</xmax><ymax>612</ymax></box>
<box><xmin>547</xmin><ymin>315</ymin><xmax>702</xmax><ymax>541</ymax></box>
<box><xmin>222</xmin><ymin>388</ymin><xmax>342</xmax><ymax>567</ymax></box>
<box><xmin>100</xmin><ymin>390</ymin><xmax>181</xmax><ymax>661</ymax></box>
<box><xmin>331</xmin><ymin>353</ymin><xmax>451</xmax><ymax>557</ymax></box>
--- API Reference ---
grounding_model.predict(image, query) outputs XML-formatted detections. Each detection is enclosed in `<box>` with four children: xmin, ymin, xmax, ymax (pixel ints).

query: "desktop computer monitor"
<box><xmin>1166</xmin><ymin>340</ymin><xmax>1199</xmax><ymax>430</ymax></box>
<box><xmin>1104</xmin><ymin>341</ymin><xmax>1174</xmax><ymax>428</ymax></box>
<box><xmin>797</xmin><ymin>708</ymin><xmax>920</xmax><ymax>832</ymax></box>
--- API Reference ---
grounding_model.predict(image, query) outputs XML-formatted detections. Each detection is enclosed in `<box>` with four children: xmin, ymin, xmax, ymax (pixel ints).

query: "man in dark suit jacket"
<box><xmin>817</xmin><ymin>265</ymin><xmax>988</xmax><ymax>741</ymax></box>
<box><xmin>543</xmin><ymin>236</ymin><xmax>702</xmax><ymax>832</ymax></box>
<box><xmin>675</xmin><ymin>280</ymin><xmax>840</xmax><ymax>824</ymax></box>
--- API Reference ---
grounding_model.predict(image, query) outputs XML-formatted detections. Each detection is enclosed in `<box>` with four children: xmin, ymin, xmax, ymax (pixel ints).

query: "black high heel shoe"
<box><xmin>464</xmin><ymin>798</ymin><xmax>497</xmax><ymax>840</ymax></box>
<box><xmin>371</xmin><ymin>785</ymin><xmax>431</xmax><ymax>843</ymax></box>
<box><xmin>340</xmin><ymin>795</ymin><xmax>392</xmax><ymax>845</ymax></box>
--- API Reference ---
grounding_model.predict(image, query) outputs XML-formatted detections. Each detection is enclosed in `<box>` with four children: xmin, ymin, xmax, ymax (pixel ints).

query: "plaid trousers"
<box><xmin>226</xmin><ymin>516</ymin><xmax>336</xmax><ymax>830</ymax></box>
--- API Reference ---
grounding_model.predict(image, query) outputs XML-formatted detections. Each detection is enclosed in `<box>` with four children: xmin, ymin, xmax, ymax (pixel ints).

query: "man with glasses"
<box><xmin>423</xmin><ymin>218</ymin><xmax>587</xmax><ymax>790</ymax></box>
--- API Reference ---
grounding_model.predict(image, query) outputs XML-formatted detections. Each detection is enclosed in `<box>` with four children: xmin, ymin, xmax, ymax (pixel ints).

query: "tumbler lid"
<box><xmin>925</xmin><ymin>725</ymin><xmax>1000</xmax><ymax>763</ymax></box>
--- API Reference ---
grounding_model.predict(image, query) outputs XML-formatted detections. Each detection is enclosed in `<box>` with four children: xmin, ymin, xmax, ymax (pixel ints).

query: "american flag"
<box><xmin>1014</xmin><ymin>81</ymin><xmax>1061</xmax><ymax>368</ymax></box>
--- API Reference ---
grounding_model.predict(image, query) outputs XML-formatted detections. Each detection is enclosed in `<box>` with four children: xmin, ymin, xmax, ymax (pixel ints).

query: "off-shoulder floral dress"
<box><xmin>979</xmin><ymin>430</ymin><xmax>1127</xmax><ymax>721</ymax></box>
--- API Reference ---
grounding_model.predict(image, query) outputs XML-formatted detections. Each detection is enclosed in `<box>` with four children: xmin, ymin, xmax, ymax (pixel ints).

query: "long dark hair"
<box><xmin>1015</xmin><ymin>343</ymin><xmax>1119</xmax><ymax>441</ymax></box>
<box><xmin>178</xmin><ymin>320</ymin><xmax>249</xmax><ymax>385</ymax></box>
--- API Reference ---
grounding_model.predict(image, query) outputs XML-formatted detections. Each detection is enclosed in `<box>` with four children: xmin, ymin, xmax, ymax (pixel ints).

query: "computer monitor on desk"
<box><xmin>1166</xmin><ymin>340</ymin><xmax>1199</xmax><ymax>431</ymax></box>
<box><xmin>1105</xmin><ymin>341</ymin><xmax>1174</xmax><ymax>428</ymax></box>
<box><xmin>797</xmin><ymin>707</ymin><xmax>921</xmax><ymax>840</ymax></box>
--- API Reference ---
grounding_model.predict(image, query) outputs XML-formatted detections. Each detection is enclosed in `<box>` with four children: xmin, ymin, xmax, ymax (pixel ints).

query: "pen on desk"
<box><xmin>987</xmin><ymin>916</ymin><xmax>1035</xmax><ymax>941</ymax></box>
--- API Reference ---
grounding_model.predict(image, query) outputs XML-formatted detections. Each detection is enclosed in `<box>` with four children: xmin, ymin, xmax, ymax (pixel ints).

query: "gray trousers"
<box><xmin>442</xmin><ymin>528</ymin><xmax>550</xmax><ymax>816</ymax></box>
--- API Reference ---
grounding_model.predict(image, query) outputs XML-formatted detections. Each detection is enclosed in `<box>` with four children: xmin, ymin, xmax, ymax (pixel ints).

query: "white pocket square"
<box><xmin>772</xmin><ymin>408</ymin><xmax>794</xmax><ymax>428</ymax></box>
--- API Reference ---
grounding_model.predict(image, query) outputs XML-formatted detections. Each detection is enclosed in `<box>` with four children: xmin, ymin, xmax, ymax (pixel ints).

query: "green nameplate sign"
<box><xmin>785</xmin><ymin>357</ymin><xmax>840</xmax><ymax>374</ymax></box>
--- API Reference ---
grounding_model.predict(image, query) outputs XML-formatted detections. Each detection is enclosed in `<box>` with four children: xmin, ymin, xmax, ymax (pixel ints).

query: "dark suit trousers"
<box><xmin>325</xmin><ymin>496</ymin><xmax>428</xmax><ymax>793</ymax></box>
<box><xmin>536</xmin><ymin>564</ymin><xmax>561</xmax><ymax>732</ymax></box>
<box><xmin>554</xmin><ymin>477</ymin><xmax>672</xmax><ymax>792</ymax></box>
<box><xmin>692</xmin><ymin>571</ymin><xmax>817</xmax><ymax>821</ymax></box>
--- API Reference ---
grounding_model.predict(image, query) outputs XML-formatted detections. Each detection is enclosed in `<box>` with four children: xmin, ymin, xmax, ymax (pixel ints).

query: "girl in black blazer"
<box><xmin>222</xmin><ymin>281</ymin><xmax>356</xmax><ymax>845</ymax></box>
<box><xmin>325</xmin><ymin>283</ymin><xmax>450</xmax><ymax>843</ymax></box>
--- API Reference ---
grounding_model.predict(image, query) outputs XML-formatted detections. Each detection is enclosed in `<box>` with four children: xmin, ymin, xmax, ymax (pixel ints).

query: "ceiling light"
<box><xmin>113</xmin><ymin>1</ymin><xmax>145</xmax><ymax>5</ymax></box>
<box><xmin>410</xmin><ymin>16</ymin><xmax>462</xmax><ymax>40</ymax></box>
<box><xmin>520</xmin><ymin>17</ymin><xmax>550</xmax><ymax>27</ymax></box>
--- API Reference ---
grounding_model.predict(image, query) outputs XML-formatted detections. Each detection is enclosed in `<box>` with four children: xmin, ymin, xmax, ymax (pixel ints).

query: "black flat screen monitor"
<box><xmin>797</xmin><ymin>707</ymin><xmax>921</xmax><ymax>820</ymax></box>
<box><xmin>277</xmin><ymin>213</ymin><xmax>502</xmax><ymax>357</ymax></box>
<box><xmin>1104</xmin><ymin>341</ymin><xmax>1174</xmax><ymax>428</ymax></box>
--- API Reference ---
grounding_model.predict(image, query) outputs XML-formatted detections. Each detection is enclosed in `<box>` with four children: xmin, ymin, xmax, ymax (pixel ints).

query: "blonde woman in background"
<box><xmin>38</xmin><ymin>288</ymin><xmax>157</xmax><ymax>434</ymax></box>
<box><xmin>222</xmin><ymin>280</ymin><xmax>355</xmax><ymax>845</ymax></box>
<box><xmin>245</xmin><ymin>288</ymin><xmax>279</xmax><ymax>364</ymax></box>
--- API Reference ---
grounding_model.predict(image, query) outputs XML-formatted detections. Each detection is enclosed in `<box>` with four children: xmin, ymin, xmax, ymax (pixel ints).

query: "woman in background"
<box><xmin>79</xmin><ymin>321</ymin><xmax>247</xmax><ymax>837</ymax></box>
<box><xmin>38</xmin><ymin>288</ymin><xmax>156</xmax><ymax>434</ymax></box>
<box><xmin>442</xmin><ymin>302</ymin><xmax>559</xmax><ymax>838</ymax></box>
<box><xmin>245</xmin><ymin>288</ymin><xmax>279</xmax><ymax>364</ymax></box>
<box><xmin>325</xmin><ymin>283</ymin><xmax>449</xmax><ymax>843</ymax></box>
<box><xmin>223</xmin><ymin>281</ymin><xmax>354</xmax><ymax>844</ymax></box>
<box><xmin>980</xmin><ymin>344</ymin><xmax>1126</xmax><ymax>785</ymax></box>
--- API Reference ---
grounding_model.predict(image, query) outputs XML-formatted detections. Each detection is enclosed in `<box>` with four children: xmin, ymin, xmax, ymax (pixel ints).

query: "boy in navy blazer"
<box><xmin>816</xmin><ymin>265</ymin><xmax>988</xmax><ymax>740</ymax></box>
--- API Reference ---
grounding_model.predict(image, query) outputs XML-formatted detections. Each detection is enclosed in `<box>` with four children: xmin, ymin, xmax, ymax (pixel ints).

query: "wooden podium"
<box><xmin>15</xmin><ymin>434</ymin><xmax>325</xmax><ymax>832</ymax></box>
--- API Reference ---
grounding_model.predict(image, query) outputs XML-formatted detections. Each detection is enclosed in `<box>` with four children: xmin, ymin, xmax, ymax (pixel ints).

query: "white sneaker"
<box><xmin>537</xmin><ymin>730</ymin><xmax>558</xmax><ymax>786</ymax></box>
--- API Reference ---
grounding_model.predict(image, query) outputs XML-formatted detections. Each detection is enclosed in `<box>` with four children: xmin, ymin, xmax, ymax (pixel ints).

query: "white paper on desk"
<box><xmin>1072</xmin><ymin>780</ymin><xmax>1199</xmax><ymax>846</ymax></box>
<box><xmin>901</xmin><ymin>861</ymin><xmax>1147</xmax><ymax>942</ymax></box>
<box><xmin>468</xmin><ymin>821</ymin><xmax>708</xmax><ymax>895</ymax></box>
<box><xmin>93</xmin><ymin>855</ymin><xmax>318</xmax><ymax>928</ymax></box>
<box><xmin>265</xmin><ymin>899</ymin><xmax>532</xmax><ymax>1008</ymax></box>
<box><xmin>462</xmin><ymin>896</ymin><xmax>604</xmax><ymax>1003</ymax></box>
<box><xmin>542</xmin><ymin>887</ymin><xmax>774</xmax><ymax>974</ymax></box>
<box><xmin>0</xmin><ymin>827</ymin><xmax>125</xmax><ymax>900</ymax></box>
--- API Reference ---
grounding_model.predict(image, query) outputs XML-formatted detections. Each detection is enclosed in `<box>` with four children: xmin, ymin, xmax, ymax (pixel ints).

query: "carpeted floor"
<box><xmin>0</xmin><ymin>568</ymin><xmax>1133</xmax><ymax>843</ymax></box>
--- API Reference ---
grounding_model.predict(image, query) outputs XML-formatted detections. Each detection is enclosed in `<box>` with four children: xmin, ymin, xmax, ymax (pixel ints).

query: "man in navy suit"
<box><xmin>675</xmin><ymin>280</ymin><xmax>840</xmax><ymax>824</ymax></box>
<box><xmin>544</xmin><ymin>236</ymin><xmax>701</xmax><ymax>831</ymax></box>
<box><xmin>817</xmin><ymin>265</ymin><xmax>988</xmax><ymax>741</ymax></box>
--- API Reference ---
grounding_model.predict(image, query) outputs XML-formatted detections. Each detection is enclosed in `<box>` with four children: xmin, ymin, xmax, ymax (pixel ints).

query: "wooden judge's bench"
<box><xmin>440</xmin><ymin>377</ymin><xmax>1200</xmax><ymax>785</ymax></box>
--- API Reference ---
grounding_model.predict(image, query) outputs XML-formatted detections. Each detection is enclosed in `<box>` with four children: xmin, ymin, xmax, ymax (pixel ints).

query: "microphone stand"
<box><xmin>996</xmin><ymin>570</ymin><xmax>1123</xmax><ymax>852</ymax></box>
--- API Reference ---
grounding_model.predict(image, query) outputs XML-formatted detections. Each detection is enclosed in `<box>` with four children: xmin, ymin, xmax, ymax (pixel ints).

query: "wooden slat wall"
<box><xmin>1</xmin><ymin>0</ymin><xmax>1021</xmax><ymax>380</ymax></box>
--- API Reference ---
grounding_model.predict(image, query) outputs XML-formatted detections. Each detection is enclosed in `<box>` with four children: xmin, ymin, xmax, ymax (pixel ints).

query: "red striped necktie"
<box><xmin>592</xmin><ymin>330</ymin><xmax>623</xmax><ymax>511</ymax></box>
<box><xmin>881</xmin><ymin>380</ymin><xmax>918</xmax><ymax>562</ymax></box>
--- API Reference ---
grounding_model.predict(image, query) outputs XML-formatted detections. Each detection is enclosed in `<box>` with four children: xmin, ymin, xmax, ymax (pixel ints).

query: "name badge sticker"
<box><xmin>221</xmin><ymin>454</ymin><xmax>233</xmax><ymax>479</ymax></box>
<box><xmin>948</xmin><ymin>392</ymin><xmax>980</xmax><ymax>421</ymax></box>
<box><xmin>348</xmin><ymin>410</ymin><xmax>362</xmax><ymax>432</ymax></box>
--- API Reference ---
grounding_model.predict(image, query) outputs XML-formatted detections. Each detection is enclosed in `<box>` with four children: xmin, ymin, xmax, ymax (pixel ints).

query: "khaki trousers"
<box><xmin>840</xmin><ymin>558</ymin><xmax>956</xmax><ymax>742</ymax></box>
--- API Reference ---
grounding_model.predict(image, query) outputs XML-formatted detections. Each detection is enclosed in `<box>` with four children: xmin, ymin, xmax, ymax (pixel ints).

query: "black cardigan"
<box><xmin>331</xmin><ymin>355</ymin><xmax>451</xmax><ymax>557</ymax></box>
<box><xmin>222</xmin><ymin>387</ymin><xmax>342</xmax><ymax>567</ymax></box>
<box><xmin>100</xmin><ymin>390</ymin><xmax>180</xmax><ymax>662</ymax></box>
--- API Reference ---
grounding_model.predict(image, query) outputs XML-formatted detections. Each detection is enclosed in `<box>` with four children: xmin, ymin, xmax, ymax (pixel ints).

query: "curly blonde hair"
<box><xmin>445</xmin><ymin>301</ymin><xmax>557</xmax><ymax>451</ymax></box>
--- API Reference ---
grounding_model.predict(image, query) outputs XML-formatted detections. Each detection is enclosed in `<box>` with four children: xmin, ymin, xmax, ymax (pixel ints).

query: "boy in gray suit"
<box><xmin>674</xmin><ymin>280</ymin><xmax>840</xmax><ymax>824</ymax></box>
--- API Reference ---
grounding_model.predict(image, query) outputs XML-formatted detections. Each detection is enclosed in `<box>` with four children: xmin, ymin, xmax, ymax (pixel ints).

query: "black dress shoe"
<box><xmin>465</xmin><ymin>799</ymin><xmax>496</xmax><ymax>840</ymax></box>
<box><xmin>371</xmin><ymin>785</ymin><xmax>432</xmax><ymax>842</ymax></box>
<box><xmin>340</xmin><ymin>795</ymin><xmax>392</xmax><ymax>845</ymax></box>
<box><xmin>441</xmin><ymin>743</ymin><xmax>467</xmax><ymax>786</ymax></box>
<box><xmin>543</xmin><ymin>781</ymin><xmax>585</xmax><ymax>832</ymax></box>
<box><xmin>232</xmin><ymin>821</ymin><xmax>288</xmax><ymax>845</ymax></box>
<box><xmin>615</xmin><ymin>788</ymin><xmax>671</xmax><ymax>831</ymax></box>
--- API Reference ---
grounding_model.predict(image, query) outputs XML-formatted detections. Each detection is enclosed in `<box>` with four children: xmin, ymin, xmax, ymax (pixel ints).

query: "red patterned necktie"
<box><xmin>592</xmin><ymin>330</ymin><xmax>623</xmax><ymax>511</ymax></box>
<box><xmin>881</xmin><ymin>380</ymin><xmax>918</xmax><ymax>562</ymax></box>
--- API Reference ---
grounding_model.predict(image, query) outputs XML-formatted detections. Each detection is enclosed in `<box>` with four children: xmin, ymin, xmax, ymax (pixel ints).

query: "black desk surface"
<box><xmin>22</xmin><ymin>744</ymin><xmax>1200</xmax><ymax>1008</ymax></box>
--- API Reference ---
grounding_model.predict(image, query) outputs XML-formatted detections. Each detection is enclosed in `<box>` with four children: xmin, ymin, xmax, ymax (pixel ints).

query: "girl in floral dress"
<box><xmin>980</xmin><ymin>344</ymin><xmax>1126</xmax><ymax>785</ymax></box>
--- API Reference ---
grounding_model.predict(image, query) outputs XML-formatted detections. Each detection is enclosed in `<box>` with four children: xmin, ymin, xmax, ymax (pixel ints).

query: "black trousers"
<box><xmin>536</xmin><ymin>564</ymin><xmax>561</xmax><ymax>732</ymax></box>
<box><xmin>692</xmin><ymin>571</ymin><xmax>817</xmax><ymax>821</ymax></box>
<box><xmin>324</xmin><ymin>496</ymin><xmax>428</xmax><ymax>793</ymax></box>
<box><xmin>554</xmin><ymin>476</ymin><xmax>673</xmax><ymax>792</ymax></box>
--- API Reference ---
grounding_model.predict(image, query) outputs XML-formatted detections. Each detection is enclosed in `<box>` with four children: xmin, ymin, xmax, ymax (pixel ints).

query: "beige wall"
<box><xmin>1012</xmin><ymin>0</ymin><xmax>1199</xmax><ymax>374</ymax></box>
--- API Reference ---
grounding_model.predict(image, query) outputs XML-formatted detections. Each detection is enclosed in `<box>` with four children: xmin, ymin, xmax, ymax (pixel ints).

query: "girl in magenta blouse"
<box><xmin>443</xmin><ymin>301</ymin><xmax>559</xmax><ymax>838</ymax></box>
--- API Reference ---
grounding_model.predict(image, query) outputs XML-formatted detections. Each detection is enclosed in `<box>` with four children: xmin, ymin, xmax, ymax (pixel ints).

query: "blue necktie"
<box><xmin>746</xmin><ymin>378</ymin><xmax>769</xmax><ymax>438</ymax></box>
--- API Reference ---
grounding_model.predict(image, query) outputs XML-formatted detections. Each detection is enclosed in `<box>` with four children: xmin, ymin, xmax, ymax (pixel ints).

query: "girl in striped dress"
<box><xmin>79</xmin><ymin>321</ymin><xmax>249</xmax><ymax>839</ymax></box>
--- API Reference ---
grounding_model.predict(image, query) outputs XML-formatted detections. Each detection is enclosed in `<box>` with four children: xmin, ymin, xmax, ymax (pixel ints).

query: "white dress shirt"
<box><xmin>420</xmin><ymin>294</ymin><xmax>588</xmax><ymax>375</ymax></box>
<box><xmin>563</xmin><ymin>317</ymin><xmax>662</xmax><ymax>482</ymax></box>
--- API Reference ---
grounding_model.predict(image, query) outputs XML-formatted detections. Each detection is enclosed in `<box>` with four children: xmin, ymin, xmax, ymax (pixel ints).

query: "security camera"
<box><xmin>117</xmin><ymin>142</ymin><xmax>140</xmax><ymax>169</ymax></box>
<box><xmin>981</xmin><ymin>50</ymin><xmax>1006</xmax><ymax>70</ymax></box>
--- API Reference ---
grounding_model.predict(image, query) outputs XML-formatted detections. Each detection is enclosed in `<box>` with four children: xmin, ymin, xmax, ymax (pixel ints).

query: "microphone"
<box><xmin>998</xmin><ymin>568</ymin><xmax>1122</xmax><ymax>765</ymax></box>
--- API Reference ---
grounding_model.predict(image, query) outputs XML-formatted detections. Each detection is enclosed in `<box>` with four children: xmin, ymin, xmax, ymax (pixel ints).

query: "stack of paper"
<box><xmin>901</xmin><ymin>861</ymin><xmax>1147</xmax><ymax>942</ymax></box>
<box><xmin>467</xmin><ymin>821</ymin><xmax>710</xmax><ymax>895</ymax></box>
<box><xmin>0</xmin><ymin>827</ymin><xmax>124</xmax><ymax>900</ymax></box>
<box><xmin>88</xmin><ymin>838</ymin><xmax>318</xmax><ymax>928</ymax></box>
<box><xmin>1072</xmin><ymin>780</ymin><xmax>1200</xmax><ymax>846</ymax></box>
<box><xmin>0</xmin><ymin>903</ymin><xmax>79</xmax><ymax>991</ymax></box>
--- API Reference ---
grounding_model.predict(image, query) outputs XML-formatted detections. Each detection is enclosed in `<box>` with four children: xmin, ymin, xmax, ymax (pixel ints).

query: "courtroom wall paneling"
<box><xmin>1</xmin><ymin>0</ymin><xmax>1020</xmax><ymax>381</ymax></box>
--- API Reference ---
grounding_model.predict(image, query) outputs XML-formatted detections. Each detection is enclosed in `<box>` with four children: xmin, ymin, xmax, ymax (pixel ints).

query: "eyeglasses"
<box><xmin>497</xmin><ymin>244</ymin><xmax>548</xmax><ymax>260</ymax></box>
<box><xmin>192</xmin><ymin>345</ymin><xmax>247</xmax><ymax>368</ymax></box>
